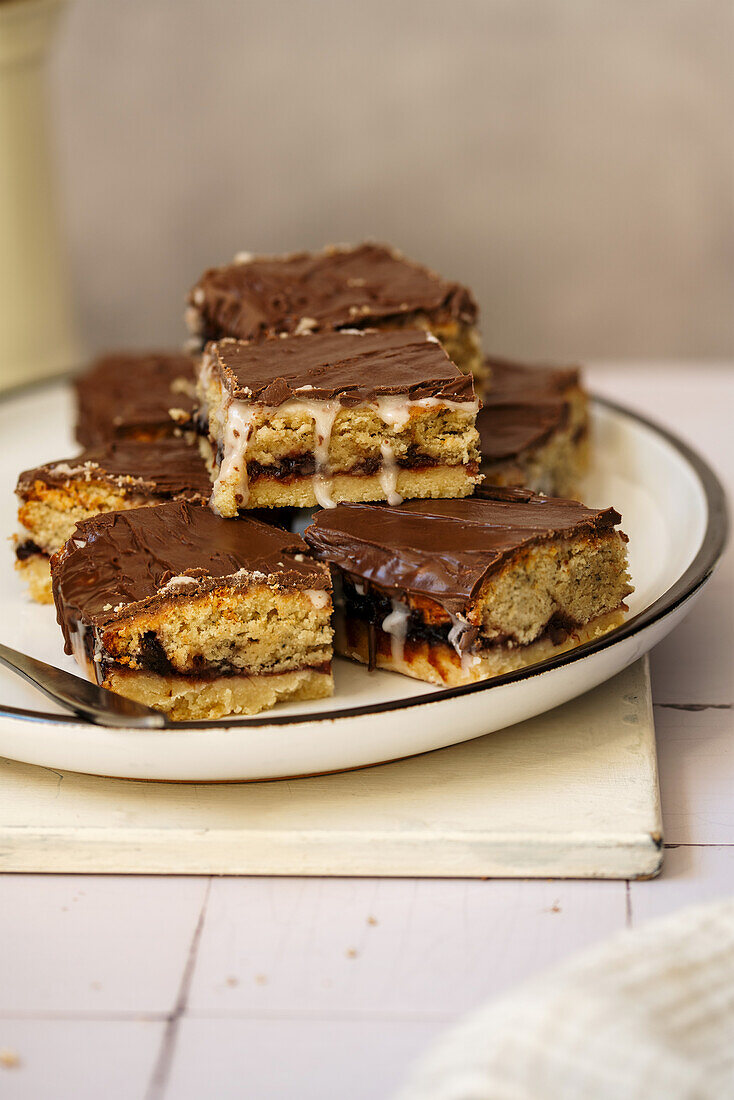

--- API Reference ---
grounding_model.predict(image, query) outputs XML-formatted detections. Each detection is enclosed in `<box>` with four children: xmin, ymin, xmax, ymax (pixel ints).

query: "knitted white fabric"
<box><xmin>396</xmin><ymin>900</ymin><xmax>734</xmax><ymax>1100</ymax></box>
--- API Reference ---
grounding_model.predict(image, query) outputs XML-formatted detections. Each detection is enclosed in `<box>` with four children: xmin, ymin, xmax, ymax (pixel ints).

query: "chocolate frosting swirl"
<box><xmin>304</xmin><ymin>489</ymin><xmax>623</xmax><ymax>618</ymax></box>
<box><xmin>211</xmin><ymin>330</ymin><xmax>476</xmax><ymax>405</ymax></box>
<box><xmin>189</xmin><ymin>243</ymin><xmax>478</xmax><ymax>343</ymax></box>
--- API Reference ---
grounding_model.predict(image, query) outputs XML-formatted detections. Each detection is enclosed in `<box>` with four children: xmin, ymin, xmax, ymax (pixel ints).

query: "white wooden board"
<box><xmin>0</xmin><ymin>657</ymin><xmax>661</xmax><ymax>879</ymax></box>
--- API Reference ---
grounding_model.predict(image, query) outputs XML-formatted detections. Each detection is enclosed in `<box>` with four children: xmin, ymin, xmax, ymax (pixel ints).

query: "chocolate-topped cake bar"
<box><xmin>51</xmin><ymin>502</ymin><xmax>334</xmax><ymax>720</ymax></box>
<box><xmin>198</xmin><ymin>329</ymin><xmax>481</xmax><ymax>515</ymax></box>
<box><xmin>304</xmin><ymin>489</ymin><xmax>632</xmax><ymax>687</ymax></box>
<box><xmin>15</xmin><ymin>438</ymin><xmax>212</xmax><ymax>603</ymax></box>
<box><xmin>187</xmin><ymin>242</ymin><xmax>485</xmax><ymax>381</ymax></box>
<box><xmin>478</xmin><ymin>356</ymin><xmax>590</xmax><ymax>497</ymax></box>
<box><xmin>75</xmin><ymin>351</ymin><xmax>197</xmax><ymax>447</ymax></box>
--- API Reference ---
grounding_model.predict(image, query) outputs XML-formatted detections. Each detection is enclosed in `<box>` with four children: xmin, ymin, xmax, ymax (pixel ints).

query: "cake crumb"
<box><xmin>0</xmin><ymin>1049</ymin><xmax>21</xmax><ymax>1069</ymax></box>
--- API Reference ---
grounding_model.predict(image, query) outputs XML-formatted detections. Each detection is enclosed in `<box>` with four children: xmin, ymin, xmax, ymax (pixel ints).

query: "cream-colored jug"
<box><xmin>0</xmin><ymin>0</ymin><xmax>80</xmax><ymax>391</ymax></box>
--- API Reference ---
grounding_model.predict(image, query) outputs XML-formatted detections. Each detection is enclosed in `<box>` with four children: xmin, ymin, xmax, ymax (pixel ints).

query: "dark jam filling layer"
<box><xmin>99</xmin><ymin>631</ymin><xmax>330</xmax><ymax>682</ymax></box>
<box><xmin>15</xmin><ymin>539</ymin><xmax>47</xmax><ymax>562</ymax></box>
<box><xmin>214</xmin><ymin>441</ymin><xmax>477</xmax><ymax>485</ymax></box>
<box><xmin>343</xmin><ymin>584</ymin><xmax>464</xmax><ymax>649</ymax></box>
<box><xmin>341</xmin><ymin>581</ymin><xmax>580</xmax><ymax>655</ymax></box>
<box><xmin>245</xmin><ymin>450</ymin><xmax>450</xmax><ymax>485</ymax></box>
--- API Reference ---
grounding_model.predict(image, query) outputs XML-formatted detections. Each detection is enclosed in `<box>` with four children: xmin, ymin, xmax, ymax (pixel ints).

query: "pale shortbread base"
<box><xmin>217</xmin><ymin>464</ymin><xmax>480</xmax><ymax>511</ymax></box>
<box><xmin>337</xmin><ymin>607</ymin><xmax>626</xmax><ymax>687</ymax></box>
<box><xmin>66</xmin><ymin>581</ymin><xmax>334</xmax><ymax>720</ymax></box>
<box><xmin>15</xmin><ymin>555</ymin><xmax>53</xmax><ymax>605</ymax></box>
<box><xmin>101</xmin><ymin>666</ymin><xmax>333</xmax><ymax>721</ymax></box>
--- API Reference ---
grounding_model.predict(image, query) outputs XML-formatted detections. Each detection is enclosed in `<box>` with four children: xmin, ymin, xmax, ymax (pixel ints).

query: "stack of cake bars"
<box><xmin>14</xmin><ymin>243</ymin><xmax>631</xmax><ymax>720</ymax></box>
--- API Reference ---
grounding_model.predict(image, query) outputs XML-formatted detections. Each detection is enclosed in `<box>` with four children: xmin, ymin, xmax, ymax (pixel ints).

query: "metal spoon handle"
<box><xmin>0</xmin><ymin>642</ymin><xmax>166</xmax><ymax>728</ymax></box>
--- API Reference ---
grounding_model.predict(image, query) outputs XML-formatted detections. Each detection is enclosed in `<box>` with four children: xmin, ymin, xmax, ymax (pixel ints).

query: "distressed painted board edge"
<box><xmin>0</xmin><ymin>827</ymin><xmax>664</xmax><ymax>879</ymax></box>
<box><xmin>0</xmin><ymin>658</ymin><xmax>662</xmax><ymax>880</ymax></box>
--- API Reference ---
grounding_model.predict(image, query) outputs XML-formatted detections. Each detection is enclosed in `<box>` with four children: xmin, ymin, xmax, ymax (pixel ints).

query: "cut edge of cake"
<box><xmin>304</xmin><ymin>491</ymin><xmax>633</xmax><ymax>688</ymax></box>
<box><xmin>50</xmin><ymin>503</ymin><xmax>335</xmax><ymax>720</ymax></box>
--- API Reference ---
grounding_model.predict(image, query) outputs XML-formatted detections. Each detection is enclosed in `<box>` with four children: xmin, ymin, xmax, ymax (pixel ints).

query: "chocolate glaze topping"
<box><xmin>75</xmin><ymin>352</ymin><xmax>197</xmax><ymax>447</ymax></box>
<box><xmin>478</xmin><ymin>356</ymin><xmax>580</xmax><ymax>461</ymax></box>
<box><xmin>211</xmin><ymin>330</ymin><xmax>476</xmax><ymax>405</ymax></box>
<box><xmin>189</xmin><ymin>243</ymin><xmax>478</xmax><ymax>344</ymax></box>
<box><xmin>17</xmin><ymin>437</ymin><xmax>211</xmax><ymax>500</ymax></box>
<box><xmin>52</xmin><ymin>501</ymin><xmax>329</xmax><ymax>654</ymax></box>
<box><xmin>304</xmin><ymin>488</ymin><xmax>623</xmax><ymax>618</ymax></box>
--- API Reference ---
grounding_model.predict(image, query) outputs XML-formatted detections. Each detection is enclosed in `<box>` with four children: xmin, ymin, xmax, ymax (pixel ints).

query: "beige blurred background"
<box><xmin>49</xmin><ymin>0</ymin><xmax>733</xmax><ymax>363</ymax></box>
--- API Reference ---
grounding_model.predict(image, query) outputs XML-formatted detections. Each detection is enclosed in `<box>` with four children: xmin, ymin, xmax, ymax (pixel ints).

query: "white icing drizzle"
<box><xmin>372</xmin><ymin>395</ymin><xmax>477</xmax><ymax>509</ymax></box>
<box><xmin>278</xmin><ymin>397</ymin><xmax>340</xmax><ymax>508</ymax></box>
<box><xmin>448</xmin><ymin>614</ymin><xmax>482</xmax><ymax>676</ymax></box>
<box><xmin>213</xmin><ymin>399</ymin><xmax>257</xmax><ymax>510</ymax></box>
<box><xmin>382</xmin><ymin>599</ymin><xmax>410</xmax><ymax>663</ymax></box>
<box><xmin>211</xmin><ymin>387</ymin><xmax>477</xmax><ymax>514</ymax></box>
<box><xmin>373</xmin><ymin>395</ymin><xmax>479</xmax><ymax>431</ymax></box>
<box><xmin>416</xmin><ymin>396</ymin><xmax>481</xmax><ymax>416</ymax></box>
<box><xmin>312</xmin><ymin>475</ymin><xmax>335</xmax><ymax>509</ymax></box>
<box><xmin>373</xmin><ymin>396</ymin><xmax>414</xmax><ymax>431</ymax></box>
<box><xmin>447</xmin><ymin>617</ymin><xmax>467</xmax><ymax>654</ymax></box>
<box><xmin>298</xmin><ymin>400</ymin><xmax>339</xmax><ymax>469</ymax></box>
<box><xmin>379</xmin><ymin>441</ymin><xmax>403</xmax><ymax>505</ymax></box>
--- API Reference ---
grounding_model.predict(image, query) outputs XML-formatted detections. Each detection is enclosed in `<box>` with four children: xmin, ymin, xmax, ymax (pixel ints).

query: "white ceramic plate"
<box><xmin>0</xmin><ymin>380</ymin><xmax>727</xmax><ymax>781</ymax></box>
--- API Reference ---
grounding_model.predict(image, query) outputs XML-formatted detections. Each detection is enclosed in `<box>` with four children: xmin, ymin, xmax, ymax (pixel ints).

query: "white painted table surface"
<box><xmin>0</xmin><ymin>362</ymin><xmax>731</xmax><ymax>1100</ymax></box>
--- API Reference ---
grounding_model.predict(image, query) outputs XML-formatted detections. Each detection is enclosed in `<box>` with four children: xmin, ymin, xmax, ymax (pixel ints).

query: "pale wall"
<box><xmin>50</xmin><ymin>0</ymin><xmax>734</xmax><ymax>361</ymax></box>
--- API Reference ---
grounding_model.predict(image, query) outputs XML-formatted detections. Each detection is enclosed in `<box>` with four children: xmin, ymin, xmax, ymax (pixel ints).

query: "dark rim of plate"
<box><xmin>0</xmin><ymin>390</ymin><xmax>728</xmax><ymax>730</ymax></box>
